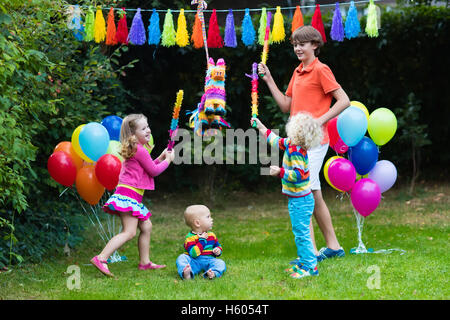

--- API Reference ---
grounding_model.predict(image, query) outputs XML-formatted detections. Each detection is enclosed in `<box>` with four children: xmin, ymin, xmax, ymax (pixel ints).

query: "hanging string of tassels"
<box><xmin>67</xmin><ymin>1</ymin><xmax>383</xmax><ymax>46</ymax></box>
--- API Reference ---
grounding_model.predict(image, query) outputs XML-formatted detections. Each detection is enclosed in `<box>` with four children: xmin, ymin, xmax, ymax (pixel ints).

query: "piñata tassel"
<box><xmin>241</xmin><ymin>8</ymin><xmax>255</xmax><ymax>46</ymax></box>
<box><xmin>191</xmin><ymin>13</ymin><xmax>204</xmax><ymax>48</ymax></box>
<box><xmin>345</xmin><ymin>1</ymin><xmax>360</xmax><ymax>39</ymax></box>
<box><xmin>128</xmin><ymin>8</ymin><xmax>146</xmax><ymax>45</ymax></box>
<box><xmin>106</xmin><ymin>8</ymin><xmax>117</xmax><ymax>46</ymax></box>
<box><xmin>207</xmin><ymin>9</ymin><xmax>223</xmax><ymax>48</ymax></box>
<box><xmin>271</xmin><ymin>6</ymin><xmax>285</xmax><ymax>43</ymax></box>
<box><xmin>176</xmin><ymin>9</ymin><xmax>189</xmax><ymax>47</ymax></box>
<box><xmin>84</xmin><ymin>6</ymin><xmax>95</xmax><ymax>42</ymax></box>
<box><xmin>115</xmin><ymin>8</ymin><xmax>128</xmax><ymax>44</ymax></box>
<box><xmin>67</xmin><ymin>5</ymin><xmax>84</xmax><ymax>40</ymax></box>
<box><xmin>94</xmin><ymin>6</ymin><xmax>106</xmax><ymax>43</ymax></box>
<box><xmin>330</xmin><ymin>2</ymin><xmax>344</xmax><ymax>42</ymax></box>
<box><xmin>311</xmin><ymin>4</ymin><xmax>327</xmax><ymax>43</ymax></box>
<box><xmin>161</xmin><ymin>9</ymin><xmax>176</xmax><ymax>47</ymax></box>
<box><xmin>258</xmin><ymin>8</ymin><xmax>267</xmax><ymax>45</ymax></box>
<box><xmin>291</xmin><ymin>6</ymin><xmax>304</xmax><ymax>33</ymax></box>
<box><xmin>148</xmin><ymin>9</ymin><xmax>161</xmax><ymax>45</ymax></box>
<box><xmin>365</xmin><ymin>0</ymin><xmax>379</xmax><ymax>38</ymax></box>
<box><xmin>224</xmin><ymin>9</ymin><xmax>237</xmax><ymax>48</ymax></box>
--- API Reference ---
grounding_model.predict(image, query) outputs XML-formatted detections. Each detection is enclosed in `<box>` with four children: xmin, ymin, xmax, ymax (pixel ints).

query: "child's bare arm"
<box><xmin>317</xmin><ymin>88</ymin><xmax>350</xmax><ymax>126</ymax></box>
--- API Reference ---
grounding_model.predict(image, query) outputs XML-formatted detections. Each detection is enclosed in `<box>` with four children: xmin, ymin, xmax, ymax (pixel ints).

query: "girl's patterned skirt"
<box><xmin>103</xmin><ymin>185</ymin><xmax>151</xmax><ymax>221</ymax></box>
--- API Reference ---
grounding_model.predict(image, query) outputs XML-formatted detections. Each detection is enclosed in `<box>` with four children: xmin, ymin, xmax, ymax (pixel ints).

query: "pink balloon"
<box><xmin>351</xmin><ymin>178</ymin><xmax>381</xmax><ymax>217</ymax></box>
<box><xmin>327</xmin><ymin>158</ymin><xmax>356</xmax><ymax>192</ymax></box>
<box><xmin>332</xmin><ymin>138</ymin><xmax>349</xmax><ymax>154</ymax></box>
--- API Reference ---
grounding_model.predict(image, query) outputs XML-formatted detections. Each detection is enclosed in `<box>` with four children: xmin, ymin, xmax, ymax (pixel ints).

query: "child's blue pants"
<box><xmin>176</xmin><ymin>254</ymin><xmax>226</xmax><ymax>279</ymax></box>
<box><xmin>288</xmin><ymin>193</ymin><xmax>317</xmax><ymax>270</ymax></box>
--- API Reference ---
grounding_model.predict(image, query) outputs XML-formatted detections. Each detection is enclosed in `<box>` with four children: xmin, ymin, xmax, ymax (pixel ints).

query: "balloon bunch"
<box><xmin>324</xmin><ymin>101</ymin><xmax>398</xmax><ymax>254</ymax></box>
<box><xmin>47</xmin><ymin>115</ymin><xmax>126</xmax><ymax>205</ymax></box>
<box><xmin>325</xmin><ymin>101</ymin><xmax>398</xmax><ymax>217</ymax></box>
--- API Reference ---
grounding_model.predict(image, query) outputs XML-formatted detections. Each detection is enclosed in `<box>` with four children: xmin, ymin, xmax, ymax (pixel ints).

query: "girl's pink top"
<box><xmin>118</xmin><ymin>144</ymin><xmax>169</xmax><ymax>190</ymax></box>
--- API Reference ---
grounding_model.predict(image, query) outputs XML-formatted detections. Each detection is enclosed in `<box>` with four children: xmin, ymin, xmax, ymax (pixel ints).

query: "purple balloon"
<box><xmin>368</xmin><ymin>160</ymin><xmax>397</xmax><ymax>193</ymax></box>
<box><xmin>351</xmin><ymin>178</ymin><xmax>381</xmax><ymax>217</ymax></box>
<box><xmin>328</xmin><ymin>158</ymin><xmax>356</xmax><ymax>192</ymax></box>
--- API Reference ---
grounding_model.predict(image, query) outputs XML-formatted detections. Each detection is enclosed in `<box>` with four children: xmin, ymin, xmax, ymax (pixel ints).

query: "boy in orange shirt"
<box><xmin>258</xmin><ymin>25</ymin><xmax>350</xmax><ymax>262</ymax></box>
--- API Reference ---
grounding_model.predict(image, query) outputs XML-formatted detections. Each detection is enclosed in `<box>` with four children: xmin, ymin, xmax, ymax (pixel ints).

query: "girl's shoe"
<box><xmin>90</xmin><ymin>256</ymin><xmax>114</xmax><ymax>277</ymax></box>
<box><xmin>290</xmin><ymin>265</ymin><xmax>319</xmax><ymax>279</ymax></box>
<box><xmin>138</xmin><ymin>261</ymin><xmax>166</xmax><ymax>270</ymax></box>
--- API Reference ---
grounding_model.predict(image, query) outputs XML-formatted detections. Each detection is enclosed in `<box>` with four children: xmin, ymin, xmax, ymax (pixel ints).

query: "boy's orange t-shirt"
<box><xmin>285</xmin><ymin>58</ymin><xmax>341</xmax><ymax>144</ymax></box>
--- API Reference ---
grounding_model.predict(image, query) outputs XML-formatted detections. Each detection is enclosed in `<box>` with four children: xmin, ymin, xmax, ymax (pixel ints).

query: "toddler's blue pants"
<box><xmin>176</xmin><ymin>254</ymin><xmax>226</xmax><ymax>279</ymax></box>
<box><xmin>288</xmin><ymin>193</ymin><xmax>317</xmax><ymax>270</ymax></box>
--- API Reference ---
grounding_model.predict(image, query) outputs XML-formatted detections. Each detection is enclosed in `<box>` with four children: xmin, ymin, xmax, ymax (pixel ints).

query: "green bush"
<box><xmin>0</xmin><ymin>0</ymin><xmax>132</xmax><ymax>267</ymax></box>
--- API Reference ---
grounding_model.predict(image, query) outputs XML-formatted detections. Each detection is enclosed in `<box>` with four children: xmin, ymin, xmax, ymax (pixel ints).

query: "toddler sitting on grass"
<box><xmin>176</xmin><ymin>205</ymin><xmax>226</xmax><ymax>280</ymax></box>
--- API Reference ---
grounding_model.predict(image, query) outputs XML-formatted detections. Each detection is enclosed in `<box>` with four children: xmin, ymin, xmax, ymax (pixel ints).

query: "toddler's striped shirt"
<box><xmin>266</xmin><ymin>129</ymin><xmax>311</xmax><ymax>197</ymax></box>
<box><xmin>184</xmin><ymin>231</ymin><xmax>223</xmax><ymax>258</ymax></box>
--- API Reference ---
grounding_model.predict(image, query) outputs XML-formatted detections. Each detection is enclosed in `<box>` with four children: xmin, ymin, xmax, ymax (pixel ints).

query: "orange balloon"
<box><xmin>54</xmin><ymin>141</ymin><xmax>83</xmax><ymax>171</ymax></box>
<box><xmin>75</xmin><ymin>166</ymin><xmax>105</xmax><ymax>205</ymax></box>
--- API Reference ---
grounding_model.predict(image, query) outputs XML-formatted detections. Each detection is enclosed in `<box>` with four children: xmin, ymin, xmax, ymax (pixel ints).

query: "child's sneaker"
<box><xmin>316</xmin><ymin>247</ymin><xmax>345</xmax><ymax>262</ymax></box>
<box><xmin>284</xmin><ymin>264</ymin><xmax>302</xmax><ymax>274</ymax></box>
<box><xmin>290</xmin><ymin>265</ymin><xmax>319</xmax><ymax>279</ymax></box>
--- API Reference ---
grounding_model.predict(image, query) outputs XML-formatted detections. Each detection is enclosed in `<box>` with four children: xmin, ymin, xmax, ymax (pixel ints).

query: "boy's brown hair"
<box><xmin>291</xmin><ymin>25</ymin><xmax>324</xmax><ymax>56</ymax></box>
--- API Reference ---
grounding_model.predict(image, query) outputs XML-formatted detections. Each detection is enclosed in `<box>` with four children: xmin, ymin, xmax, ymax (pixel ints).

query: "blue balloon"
<box><xmin>349</xmin><ymin>136</ymin><xmax>379</xmax><ymax>175</ymax></box>
<box><xmin>79</xmin><ymin>122</ymin><xmax>110</xmax><ymax>162</ymax></box>
<box><xmin>337</xmin><ymin>106</ymin><xmax>368</xmax><ymax>147</ymax></box>
<box><xmin>101</xmin><ymin>116</ymin><xmax>123</xmax><ymax>141</ymax></box>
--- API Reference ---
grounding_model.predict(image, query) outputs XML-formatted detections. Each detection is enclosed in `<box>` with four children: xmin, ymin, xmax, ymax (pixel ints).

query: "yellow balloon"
<box><xmin>71</xmin><ymin>124</ymin><xmax>93</xmax><ymax>163</ymax></box>
<box><xmin>350</xmin><ymin>101</ymin><xmax>370</xmax><ymax>121</ymax></box>
<box><xmin>323</xmin><ymin>156</ymin><xmax>344</xmax><ymax>192</ymax></box>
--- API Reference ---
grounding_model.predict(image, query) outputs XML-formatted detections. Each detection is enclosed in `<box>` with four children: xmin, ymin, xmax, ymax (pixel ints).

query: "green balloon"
<box><xmin>106</xmin><ymin>140</ymin><xmax>124</xmax><ymax>162</ymax></box>
<box><xmin>368</xmin><ymin>108</ymin><xmax>397</xmax><ymax>146</ymax></box>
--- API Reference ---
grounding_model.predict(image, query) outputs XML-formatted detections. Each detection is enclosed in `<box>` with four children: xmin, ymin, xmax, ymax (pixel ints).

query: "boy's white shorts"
<box><xmin>307</xmin><ymin>143</ymin><xmax>329</xmax><ymax>191</ymax></box>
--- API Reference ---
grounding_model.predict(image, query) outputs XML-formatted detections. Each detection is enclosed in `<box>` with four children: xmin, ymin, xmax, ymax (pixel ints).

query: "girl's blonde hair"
<box><xmin>120</xmin><ymin>113</ymin><xmax>147</xmax><ymax>160</ymax></box>
<box><xmin>286</xmin><ymin>112</ymin><xmax>323</xmax><ymax>150</ymax></box>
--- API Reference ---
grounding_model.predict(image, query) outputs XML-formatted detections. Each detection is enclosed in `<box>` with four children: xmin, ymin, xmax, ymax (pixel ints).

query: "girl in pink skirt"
<box><xmin>90</xmin><ymin>114</ymin><xmax>175</xmax><ymax>277</ymax></box>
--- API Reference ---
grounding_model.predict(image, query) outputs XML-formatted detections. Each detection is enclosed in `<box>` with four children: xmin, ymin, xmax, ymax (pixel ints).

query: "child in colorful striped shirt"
<box><xmin>176</xmin><ymin>205</ymin><xmax>226</xmax><ymax>280</ymax></box>
<box><xmin>251</xmin><ymin>113</ymin><xmax>323</xmax><ymax>279</ymax></box>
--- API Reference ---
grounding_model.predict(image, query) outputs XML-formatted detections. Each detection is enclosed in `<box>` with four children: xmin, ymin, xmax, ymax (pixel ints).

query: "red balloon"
<box><xmin>327</xmin><ymin>117</ymin><xmax>348</xmax><ymax>154</ymax></box>
<box><xmin>327</xmin><ymin>117</ymin><xmax>340</xmax><ymax>147</ymax></box>
<box><xmin>47</xmin><ymin>151</ymin><xmax>77</xmax><ymax>187</ymax></box>
<box><xmin>95</xmin><ymin>154</ymin><xmax>122</xmax><ymax>191</ymax></box>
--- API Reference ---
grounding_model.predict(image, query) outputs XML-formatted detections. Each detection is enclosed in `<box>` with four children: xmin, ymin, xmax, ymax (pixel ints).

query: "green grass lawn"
<box><xmin>1</xmin><ymin>183</ymin><xmax>448</xmax><ymax>300</ymax></box>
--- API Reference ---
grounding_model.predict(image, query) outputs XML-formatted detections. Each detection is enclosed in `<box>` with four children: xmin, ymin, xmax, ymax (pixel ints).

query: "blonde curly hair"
<box><xmin>285</xmin><ymin>112</ymin><xmax>323</xmax><ymax>150</ymax></box>
<box><xmin>120</xmin><ymin>113</ymin><xmax>147</xmax><ymax>160</ymax></box>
